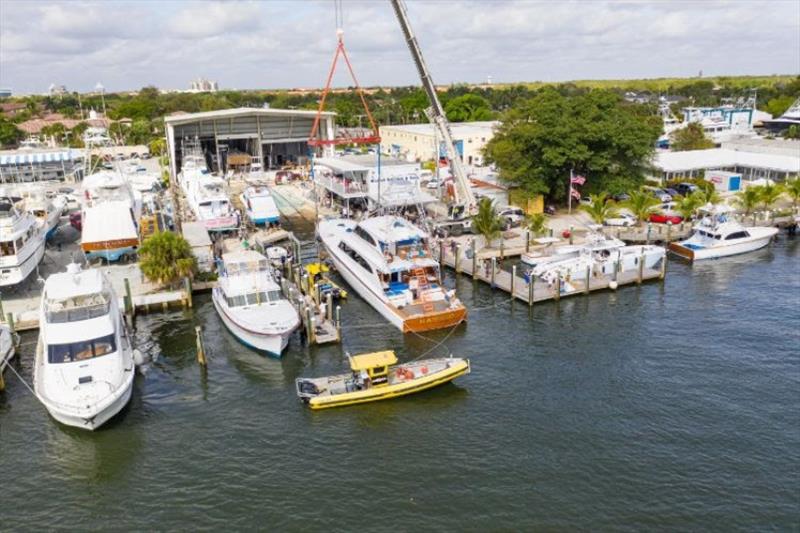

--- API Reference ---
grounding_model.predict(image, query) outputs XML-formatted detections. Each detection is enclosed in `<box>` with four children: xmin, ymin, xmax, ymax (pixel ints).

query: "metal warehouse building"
<box><xmin>164</xmin><ymin>107</ymin><xmax>336</xmax><ymax>177</ymax></box>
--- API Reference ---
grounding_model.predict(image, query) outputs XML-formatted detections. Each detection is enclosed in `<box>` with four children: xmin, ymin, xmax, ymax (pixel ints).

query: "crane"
<box><xmin>389</xmin><ymin>0</ymin><xmax>477</xmax><ymax>221</ymax></box>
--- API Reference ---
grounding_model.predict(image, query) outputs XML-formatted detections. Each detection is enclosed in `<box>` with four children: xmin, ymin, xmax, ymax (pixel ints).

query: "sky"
<box><xmin>1</xmin><ymin>0</ymin><xmax>798</xmax><ymax>95</ymax></box>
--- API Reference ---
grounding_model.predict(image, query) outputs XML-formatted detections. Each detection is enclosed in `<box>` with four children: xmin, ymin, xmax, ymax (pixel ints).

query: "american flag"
<box><xmin>570</xmin><ymin>187</ymin><xmax>581</xmax><ymax>199</ymax></box>
<box><xmin>571</xmin><ymin>174</ymin><xmax>586</xmax><ymax>185</ymax></box>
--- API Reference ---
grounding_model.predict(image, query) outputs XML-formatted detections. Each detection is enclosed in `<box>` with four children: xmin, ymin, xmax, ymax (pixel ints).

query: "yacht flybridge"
<box><xmin>0</xmin><ymin>197</ymin><xmax>46</xmax><ymax>287</ymax></box>
<box><xmin>34</xmin><ymin>264</ymin><xmax>134</xmax><ymax>430</ymax></box>
<box><xmin>319</xmin><ymin>215</ymin><xmax>467</xmax><ymax>333</ymax></box>
<box><xmin>669</xmin><ymin>205</ymin><xmax>778</xmax><ymax>261</ymax></box>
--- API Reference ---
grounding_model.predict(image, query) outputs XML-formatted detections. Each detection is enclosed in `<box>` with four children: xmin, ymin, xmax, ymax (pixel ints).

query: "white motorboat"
<box><xmin>240</xmin><ymin>185</ymin><xmax>280</xmax><ymax>226</ymax></box>
<box><xmin>34</xmin><ymin>264</ymin><xmax>134</xmax><ymax>430</ymax></box>
<box><xmin>14</xmin><ymin>185</ymin><xmax>65</xmax><ymax>240</ymax></box>
<box><xmin>0</xmin><ymin>324</ymin><xmax>16</xmax><ymax>380</ymax></box>
<box><xmin>212</xmin><ymin>250</ymin><xmax>299</xmax><ymax>356</ymax></box>
<box><xmin>81</xmin><ymin>171</ymin><xmax>142</xmax><ymax>262</ymax></box>
<box><xmin>521</xmin><ymin>233</ymin><xmax>624</xmax><ymax>267</ymax></box>
<box><xmin>185</xmin><ymin>175</ymin><xmax>239</xmax><ymax>232</ymax></box>
<box><xmin>318</xmin><ymin>215</ymin><xmax>467</xmax><ymax>333</ymax></box>
<box><xmin>669</xmin><ymin>205</ymin><xmax>778</xmax><ymax>261</ymax></box>
<box><xmin>0</xmin><ymin>197</ymin><xmax>46</xmax><ymax>287</ymax></box>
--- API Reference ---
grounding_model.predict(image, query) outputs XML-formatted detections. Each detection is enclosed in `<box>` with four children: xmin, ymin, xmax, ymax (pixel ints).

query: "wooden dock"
<box><xmin>437</xmin><ymin>242</ymin><xmax>665</xmax><ymax>304</ymax></box>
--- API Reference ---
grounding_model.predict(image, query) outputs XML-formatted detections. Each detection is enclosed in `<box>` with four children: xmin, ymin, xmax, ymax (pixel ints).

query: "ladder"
<box><xmin>413</xmin><ymin>267</ymin><xmax>434</xmax><ymax>313</ymax></box>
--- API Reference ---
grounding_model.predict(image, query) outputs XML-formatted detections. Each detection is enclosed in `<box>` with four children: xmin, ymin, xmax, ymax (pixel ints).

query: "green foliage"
<box><xmin>784</xmin><ymin>176</ymin><xmax>800</xmax><ymax>208</ymax></box>
<box><xmin>696</xmin><ymin>186</ymin><xmax>721</xmax><ymax>205</ymax></box>
<box><xmin>580</xmin><ymin>193</ymin><xmax>618</xmax><ymax>224</ymax></box>
<box><xmin>674</xmin><ymin>191</ymin><xmax>704</xmax><ymax>220</ymax></box>
<box><xmin>445</xmin><ymin>94</ymin><xmax>493</xmax><ymax>122</ymax></box>
<box><xmin>149</xmin><ymin>138</ymin><xmax>166</xmax><ymax>157</ymax></box>
<box><xmin>764</xmin><ymin>95</ymin><xmax>796</xmax><ymax>118</ymax></box>
<box><xmin>484</xmin><ymin>88</ymin><xmax>660</xmax><ymax>202</ymax></box>
<box><xmin>622</xmin><ymin>190</ymin><xmax>662</xmax><ymax>226</ymax></box>
<box><xmin>669</xmin><ymin>122</ymin><xmax>715</xmax><ymax>152</ymax></box>
<box><xmin>733</xmin><ymin>187</ymin><xmax>761</xmax><ymax>215</ymax></box>
<box><xmin>758</xmin><ymin>182</ymin><xmax>783</xmax><ymax>210</ymax></box>
<box><xmin>785</xmin><ymin>125</ymin><xmax>800</xmax><ymax>140</ymax></box>
<box><xmin>0</xmin><ymin>118</ymin><xmax>23</xmax><ymax>146</ymax></box>
<box><xmin>138</xmin><ymin>231</ymin><xmax>196</xmax><ymax>287</ymax></box>
<box><xmin>526</xmin><ymin>212</ymin><xmax>549</xmax><ymax>236</ymax></box>
<box><xmin>471</xmin><ymin>197</ymin><xmax>503</xmax><ymax>245</ymax></box>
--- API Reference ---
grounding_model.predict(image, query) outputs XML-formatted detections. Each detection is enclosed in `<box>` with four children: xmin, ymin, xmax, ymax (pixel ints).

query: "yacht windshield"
<box><xmin>45</xmin><ymin>293</ymin><xmax>111</xmax><ymax>323</ymax></box>
<box><xmin>47</xmin><ymin>333</ymin><xmax>117</xmax><ymax>364</ymax></box>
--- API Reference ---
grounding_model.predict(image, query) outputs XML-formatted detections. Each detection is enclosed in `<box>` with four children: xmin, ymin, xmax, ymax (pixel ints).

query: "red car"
<box><xmin>649</xmin><ymin>212</ymin><xmax>683</xmax><ymax>224</ymax></box>
<box><xmin>69</xmin><ymin>211</ymin><xmax>82</xmax><ymax>231</ymax></box>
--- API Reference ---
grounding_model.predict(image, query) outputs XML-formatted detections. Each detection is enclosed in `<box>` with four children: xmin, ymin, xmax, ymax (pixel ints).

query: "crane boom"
<box><xmin>389</xmin><ymin>0</ymin><xmax>477</xmax><ymax>217</ymax></box>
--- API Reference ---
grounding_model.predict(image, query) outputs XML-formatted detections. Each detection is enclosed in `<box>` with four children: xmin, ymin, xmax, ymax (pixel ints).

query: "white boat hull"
<box><xmin>671</xmin><ymin>232</ymin><xmax>776</xmax><ymax>261</ymax></box>
<box><xmin>40</xmin><ymin>376</ymin><xmax>133</xmax><ymax>431</ymax></box>
<box><xmin>212</xmin><ymin>290</ymin><xmax>293</xmax><ymax>356</ymax></box>
<box><xmin>0</xmin><ymin>237</ymin><xmax>45</xmax><ymax>287</ymax></box>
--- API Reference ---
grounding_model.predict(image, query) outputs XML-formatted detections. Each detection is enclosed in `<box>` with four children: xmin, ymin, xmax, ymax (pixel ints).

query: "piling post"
<box><xmin>335</xmin><ymin>305</ymin><xmax>342</xmax><ymax>340</ymax></box>
<box><xmin>195</xmin><ymin>326</ymin><xmax>206</xmax><ymax>366</ymax></box>
<box><xmin>584</xmin><ymin>265</ymin><xmax>591</xmax><ymax>295</ymax></box>
<box><xmin>511</xmin><ymin>265</ymin><xmax>516</xmax><ymax>299</ymax></box>
<box><xmin>555</xmin><ymin>276</ymin><xmax>561</xmax><ymax>301</ymax></box>
<box><xmin>528</xmin><ymin>274</ymin><xmax>534</xmax><ymax>307</ymax></box>
<box><xmin>0</xmin><ymin>293</ymin><xmax>4</xmax><ymax>321</ymax></box>
<box><xmin>637</xmin><ymin>251</ymin><xmax>644</xmax><ymax>285</ymax></box>
<box><xmin>500</xmin><ymin>239</ymin><xmax>504</xmax><ymax>261</ymax></box>
<box><xmin>6</xmin><ymin>313</ymin><xmax>14</xmax><ymax>335</ymax></box>
<box><xmin>124</xmin><ymin>278</ymin><xmax>134</xmax><ymax>317</ymax></box>
<box><xmin>569</xmin><ymin>226</ymin><xmax>574</xmax><ymax>245</ymax></box>
<box><xmin>490</xmin><ymin>257</ymin><xmax>496</xmax><ymax>288</ymax></box>
<box><xmin>183</xmin><ymin>277</ymin><xmax>193</xmax><ymax>308</ymax></box>
<box><xmin>660</xmin><ymin>253</ymin><xmax>668</xmax><ymax>280</ymax></box>
<box><xmin>549</xmin><ymin>228</ymin><xmax>554</xmax><ymax>238</ymax></box>
<box><xmin>646</xmin><ymin>222</ymin><xmax>652</xmax><ymax>245</ymax></box>
<box><xmin>326</xmin><ymin>292</ymin><xmax>333</xmax><ymax>322</ymax></box>
<box><xmin>305</xmin><ymin>307</ymin><xmax>315</xmax><ymax>344</ymax></box>
<box><xmin>0</xmin><ymin>364</ymin><xmax>4</xmax><ymax>391</ymax></box>
<box><xmin>439</xmin><ymin>241</ymin><xmax>445</xmax><ymax>268</ymax></box>
<box><xmin>666</xmin><ymin>221</ymin><xmax>672</xmax><ymax>243</ymax></box>
<box><xmin>455</xmin><ymin>244</ymin><xmax>461</xmax><ymax>274</ymax></box>
<box><xmin>471</xmin><ymin>238</ymin><xmax>477</xmax><ymax>276</ymax></box>
<box><xmin>285</xmin><ymin>257</ymin><xmax>292</xmax><ymax>280</ymax></box>
<box><xmin>525</xmin><ymin>231</ymin><xmax>530</xmax><ymax>253</ymax></box>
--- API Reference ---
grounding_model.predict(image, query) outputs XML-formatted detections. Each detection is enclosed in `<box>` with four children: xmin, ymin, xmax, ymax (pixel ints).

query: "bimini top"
<box><xmin>358</xmin><ymin>216</ymin><xmax>426</xmax><ymax>245</ymax></box>
<box><xmin>349</xmin><ymin>350</ymin><xmax>398</xmax><ymax>371</ymax></box>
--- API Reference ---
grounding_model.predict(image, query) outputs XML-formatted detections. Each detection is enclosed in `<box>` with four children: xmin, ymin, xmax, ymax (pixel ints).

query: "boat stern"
<box><xmin>403</xmin><ymin>306</ymin><xmax>467</xmax><ymax>333</ymax></box>
<box><xmin>668</xmin><ymin>242</ymin><xmax>695</xmax><ymax>261</ymax></box>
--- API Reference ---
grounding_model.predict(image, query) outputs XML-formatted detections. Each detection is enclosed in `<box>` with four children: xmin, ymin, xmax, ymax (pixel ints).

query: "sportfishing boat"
<box><xmin>0</xmin><ymin>197</ymin><xmax>46</xmax><ymax>287</ymax></box>
<box><xmin>185</xmin><ymin>175</ymin><xmax>238</xmax><ymax>232</ymax></box>
<box><xmin>318</xmin><ymin>215</ymin><xmax>467</xmax><ymax>333</ymax></box>
<box><xmin>240</xmin><ymin>185</ymin><xmax>280</xmax><ymax>226</ymax></box>
<box><xmin>212</xmin><ymin>250</ymin><xmax>299</xmax><ymax>356</ymax></box>
<box><xmin>669</xmin><ymin>205</ymin><xmax>778</xmax><ymax>261</ymax></box>
<box><xmin>15</xmin><ymin>185</ymin><xmax>65</xmax><ymax>240</ymax></box>
<box><xmin>296</xmin><ymin>350</ymin><xmax>470</xmax><ymax>409</ymax></box>
<box><xmin>81</xmin><ymin>171</ymin><xmax>142</xmax><ymax>262</ymax></box>
<box><xmin>521</xmin><ymin>233</ymin><xmax>625</xmax><ymax>268</ymax></box>
<box><xmin>34</xmin><ymin>263</ymin><xmax>134</xmax><ymax>430</ymax></box>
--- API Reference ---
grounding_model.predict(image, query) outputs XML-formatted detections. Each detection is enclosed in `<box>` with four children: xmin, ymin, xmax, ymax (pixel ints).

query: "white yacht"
<box><xmin>14</xmin><ymin>185</ymin><xmax>65</xmax><ymax>240</ymax></box>
<box><xmin>81</xmin><ymin>171</ymin><xmax>142</xmax><ymax>262</ymax></box>
<box><xmin>521</xmin><ymin>233</ymin><xmax>625</xmax><ymax>268</ymax></box>
<box><xmin>212</xmin><ymin>251</ymin><xmax>299</xmax><ymax>356</ymax></box>
<box><xmin>0</xmin><ymin>197</ymin><xmax>46</xmax><ymax>287</ymax></box>
<box><xmin>318</xmin><ymin>215</ymin><xmax>467</xmax><ymax>333</ymax></box>
<box><xmin>34</xmin><ymin>264</ymin><xmax>134</xmax><ymax>430</ymax></box>
<box><xmin>185</xmin><ymin>175</ymin><xmax>239</xmax><ymax>232</ymax></box>
<box><xmin>240</xmin><ymin>185</ymin><xmax>280</xmax><ymax>227</ymax></box>
<box><xmin>669</xmin><ymin>205</ymin><xmax>778</xmax><ymax>261</ymax></box>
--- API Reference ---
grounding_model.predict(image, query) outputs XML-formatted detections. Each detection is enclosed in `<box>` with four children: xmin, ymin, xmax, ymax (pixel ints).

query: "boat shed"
<box><xmin>0</xmin><ymin>148</ymin><xmax>84</xmax><ymax>183</ymax></box>
<box><xmin>653</xmin><ymin>148</ymin><xmax>800</xmax><ymax>183</ymax></box>
<box><xmin>164</xmin><ymin>107</ymin><xmax>336</xmax><ymax>178</ymax></box>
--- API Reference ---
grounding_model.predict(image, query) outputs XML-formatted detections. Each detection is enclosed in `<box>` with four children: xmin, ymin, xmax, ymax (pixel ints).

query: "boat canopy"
<box><xmin>222</xmin><ymin>250</ymin><xmax>269</xmax><ymax>275</ymax></box>
<box><xmin>349</xmin><ymin>350</ymin><xmax>398</xmax><ymax>371</ymax></box>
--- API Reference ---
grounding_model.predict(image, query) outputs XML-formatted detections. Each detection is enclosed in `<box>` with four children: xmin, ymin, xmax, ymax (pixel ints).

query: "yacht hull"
<box><xmin>669</xmin><ymin>232</ymin><xmax>775</xmax><ymax>261</ymax></box>
<box><xmin>41</xmin><ymin>378</ymin><xmax>133</xmax><ymax>431</ymax></box>
<box><xmin>212</xmin><ymin>290</ymin><xmax>293</xmax><ymax>356</ymax></box>
<box><xmin>0</xmin><ymin>239</ymin><xmax>45</xmax><ymax>287</ymax></box>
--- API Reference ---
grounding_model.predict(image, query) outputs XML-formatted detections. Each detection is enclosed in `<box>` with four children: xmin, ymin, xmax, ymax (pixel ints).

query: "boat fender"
<box><xmin>421</xmin><ymin>366</ymin><xmax>428</xmax><ymax>375</ymax></box>
<box><xmin>405</xmin><ymin>369</ymin><xmax>414</xmax><ymax>380</ymax></box>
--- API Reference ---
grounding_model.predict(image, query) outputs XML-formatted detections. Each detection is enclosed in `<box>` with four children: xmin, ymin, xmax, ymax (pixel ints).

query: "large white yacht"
<box><xmin>240</xmin><ymin>185</ymin><xmax>280</xmax><ymax>227</ymax></box>
<box><xmin>0</xmin><ymin>197</ymin><xmax>46</xmax><ymax>287</ymax></box>
<box><xmin>669</xmin><ymin>205</ymin><xmax>778</xmax><ymax>261</ymax></box>
<box><xmin>14</xmin><ymin>185</ymin><xmax>65</xmax><ymax>240</ymax></box>
<box><xmin>81</xmin><ymin>171</ymin><xmax>142</xmax><ymax>262</ymax></box>
<box><xmin>212</xmin><ymin>251</ymin><xmax>299</xmax><ymax>356</ymax></box>
<box><xmin>319</xmin><ymin>215</ymin><xmax>467</xmax><ymax>333</ymax></box>
<box><xmin>185</xmin><ymin>175</ymin><xmax>239</xmax><ymax>232</ymax></box>
<box><xmin>34</xmin><ymin>264</ymin><xmax>135</xmax><ymax>430</ymax></box>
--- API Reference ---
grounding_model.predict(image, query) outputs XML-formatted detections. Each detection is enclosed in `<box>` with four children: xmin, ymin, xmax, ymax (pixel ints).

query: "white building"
<box><xmin>654</xmin><ymin>148</ymin><xmax>800</xmax><ymax>183</ymax></box>
<box><xmin>379</xmin><ymin>121</ymin><xmax>499</xmax><ymax>166</ymax></box>
<box><xmin>190</xmin><ymin>78</ymin><xmax>219</xmax><ymax>93</ymax></box>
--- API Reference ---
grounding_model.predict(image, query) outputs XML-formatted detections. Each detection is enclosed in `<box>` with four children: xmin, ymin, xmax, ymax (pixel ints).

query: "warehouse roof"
<box><xmin>655</xmin><ymin>148</ymin><xmax>800</xmax><ymax>173</ymax></box>
<box><xmin>164</xmin><ymin>107</ymin><xmax>334</xmax><ymax>125</ymax></box>
<box><xmin>380</xmin><ymin>121</ymin><xmax>499</xmax><ymax>137</ymax></box>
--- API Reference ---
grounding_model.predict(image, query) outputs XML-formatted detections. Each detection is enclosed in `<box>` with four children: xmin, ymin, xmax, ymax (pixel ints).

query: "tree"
<box><xmin>758</xmin><ymin>182</ymin><xmax>783</xmax><ymax>210</ymax></box>
<box><xmin>484</xmin><ymin>88</ymin><xmax>661</xmax><ymax>203</ymax></box>
<box><xmin>696</xmin><ymin>186</ymin><xmax>721</xmax><ymax>205</ymax></box>
<box><xmin>149</xmin><ymin>138</ymin><xmax>166</xmax><ymax>157</ymax></box>
<box><xmin>733</xmin><ymin>186</ymin><xmax>761</xmax><ymax>215</ymax></box>
<box><xmin>622</xmin><ymin>190</ymin><xmax>661</xmax><ymax>226</ymax></box>
<box><xmin>580</xmin><ymin>193</ymin><xmax>618</xmax><ymax>224</ymax></box>
<box><xmin>471</xmin><ymin>197</ymin><xmax>502</xmax><ymax>246</ymax></box>
<box><xmin>445</xmin><ymin>94</ymin><xmax>493</xmax><ymax>122</ymax></box>
<box><xmin>784</xmin><ymin>176</ymin><xmax>800</xmax><ymax>211</ymax></box>
<box><xmin>785</xmin><ymin>125</ymin><xmax>800</xmax><ymax>140</ymax></box>
<box><xmin>526</xmin><ymin>212</ymin><xmax>549</xmax><ymax>237</ymax></box>
<box><xmin>669</xmin><ymin>122</ymin><xmax>715</xmax><ymax>151</ymax></box>
<box><xmin>0</xmin><ymin>118</ymin><xmax>23</xmax><ymax>147</ymax></box>
<box><xmin>138</xmin><ymin>232</ymin><xmax>196</xmax><ymax>287</ymax></box>
<box><xmin>764</xmin><ymin>95</ymin><xmax>796</xmax><ymax>118</ymax></box>
<box><xmin>674</xmin><ymin>191</ymin><xmax>704</xmax><ymax>220</ymax></box>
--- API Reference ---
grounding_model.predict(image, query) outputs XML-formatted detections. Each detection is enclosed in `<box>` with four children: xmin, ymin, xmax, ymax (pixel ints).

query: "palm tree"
<box><xmin>622</xmin><ymin>190</ymin><xmax>662</xmax><ymax>226</ymax></box>
<box><xmin>674</xmin><ymin>191</ymin><xmax>704</xmax><ymax>220</ymax></box>
<box><xmin>758</xmin><ymin>182</ymin><xmax>783</xmax><ymax>211</ymax></box>
<box><xmin>733</xmin><ymin>186</ymin><xmax>761</xmax><ymax>216</ymax></box>
<box><xmin>138</xmin><ymin>231</ymin><xmax>197</xmax><ymax>287</ymax></box>
<box><xmin>580</xmin><ymin>193</ymin><xmax>618</xmax><ymax>224</ymax></box>
<box><xmin>526</xmin><ymin>212</ymin><xmax>549</xmax><ymax>237</ymax></box>
<box><xmin>471</xmin><ymin>197</ymin><xmax>503</xmax><ymax>247</ymax></box>
<box><xmin>784</xmin><ymin>176</ymin><xmax>800</xmax><ymax>211</ymax></box>
<box><xmin>696</xmin><ymin>186</ymin><xmax>721</xmax><ymax>205</ymax></box>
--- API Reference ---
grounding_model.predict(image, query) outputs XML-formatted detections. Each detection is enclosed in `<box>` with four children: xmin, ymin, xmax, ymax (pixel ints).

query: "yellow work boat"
<box><xmin>304</xmin><ymin>262</ymin><xmax>348</xmax><ymax>300</ymax></box>
<box><xmin>295</xmin><ymin>350</ymin><xmax>470</xmax><ymax>410</ymax></box>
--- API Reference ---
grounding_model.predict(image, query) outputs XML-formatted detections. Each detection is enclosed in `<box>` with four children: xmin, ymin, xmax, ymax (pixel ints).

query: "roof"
<box><xmin>380</xmin><ymin>121</ymin><xmax>499</xmax><ymax>138</ymax></box>
<box><xmin>358</xmin><ymin>215</ymin><xmax>426</xmax><ymax>244</ymax></box>
<box><xmin>655</xmin><ymin>148</ymin><xmax>800</xmax><ymax>174</ymax></box>
<box><xmin>164</xmin><ymin>107</ymin><xmax>334</xmax><ymax>126</ymax></box>
<box><xmin>0</xmin><ymin>149</ymin><xmax>83</xmax><ymax>165</ymax></box>
<box><xmin>182</xmin><ymin>221</ymin><xmax>212</xmax><ymax>246</ymax></box>
<box><xmin>222</xmin><ymin>250</ymin><xmax>267</xmax><ymax>265</ymax></box>
<box><xmin>314</xmin><ymin>157</ymin><xmax>369</xmax><ymax>173</ymax></box>
<box><xmin>45</xmin><ymin>267</ymin><xmax>106</xmax><ymax>301</ymax></box>
<box><xmin>349</xmin><ymin>350</ymin><xmax>398</xmax><ymax>371</ymax></box>
<box><xmin>81</xmin><ymin>201</ymin><xmax>138</xmax><ymax>243</ymax></box>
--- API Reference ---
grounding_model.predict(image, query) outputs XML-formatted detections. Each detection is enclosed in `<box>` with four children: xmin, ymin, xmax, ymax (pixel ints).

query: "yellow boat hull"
<box><xmin>307</xmin><ymin>359</ymin><xmax>470</xmax><ymax>410</ymax></box>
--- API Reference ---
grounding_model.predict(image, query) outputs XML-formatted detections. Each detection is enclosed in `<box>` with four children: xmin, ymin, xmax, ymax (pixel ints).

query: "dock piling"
<box><xmin>525</xmin><ymin>231</ymin><xmax>530</xmax><ymax>253</ymax></box>
<box><xmin>646</xmin><ymin>223</ymin><xmax>652</xmax><ymax>245</ymax></box>
<box><xmin>195</xmin><ymin>326</ymin><xmax>207</xmax><ymax>366</ymax></box>
<box><xmin>471</xmin><ymin>238</ymin><xmax>477</xmax><ymax>277</ymax></box>
<box><xmin>637</xmin><ymin>251</ymin><xmax>644</xmax><ymax>285</ymax></box>
<box><xmin>183</xmin><ymin>277</ymin><xmax>193</xmax><ymax>308</ymax></box>
<box><xmin>6</xmin><ymin>313</ymin><xmax>14</xmax><ymax>335</ymax></box>
<box><xmin>490</xmin><ymin>257</ymin><xmax>496</xmax><ymax>288</ymax></box>
<box><xmin>666</xmin><ymin>221</ymin><xmax>672</xmax><ymax>243</ymax></box>
<box><xmin>528</xmin><ymin>274</ymin><xmax>534</xmax><ymax>307</ymax></box>
<box><xmin>511</xmin><ymin>265</ymin><xmax>516</xmax><ymax>300</ymax></box>
<box><xmin>0</xmin><ymin>294</ymin><xmax>4</xmax><ymax>321</ymax></box>
<box><xmin>569</xmin><ymin>226</ymin><xmax>574</xmax><ymax>245</ymax></box>
<box><xmin>326</xmin><ymin>292</ymin><xmax>333</xmax><ymax>322</ymax></box>
<box><xmin>660</xmin><ymin>253</ymin><xmax>668</xmax><ymax>280</ymax></box>
<box><xmin>455</xmin><ymin>244</ymin><xmax>461</xmax><ymax>274</ymax></box>
<box><xmin>335</xmin><ymin>305</ymin><xmax>342</xmax><ymax>339</ymax></box>
<box><xmin>555</xmin><ymin>276</ymin><xmax>561</xmax><ymax>301</ymax></box>
<box><xmin>124</xmin><ymin>278</ymin><xmax>134</xmax><ymax>317</ymax></box>
<box><xmin>584</xmin><ymin>265</ymin><xmax>590</xmax><ymax>295</ymax></box>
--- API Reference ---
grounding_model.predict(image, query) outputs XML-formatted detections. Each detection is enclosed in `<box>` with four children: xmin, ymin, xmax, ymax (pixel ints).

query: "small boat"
<box><xmin>305</xmin><ymin>262</ymin><xmax>348</xmax><ymax>300</ymax></box>
<box><xmin>185</xmin><ymin>175</ymin><xmax>239</xmax><ymax>232</ymax></box>
<box><xmin>669</xmin><ymin>205</ymin><xmax>778</xmax><ymax>261</ymax></box>
<box><xmin>240</xmin><ymin>186</ymin><xmax>280</xmax><ymax>227</ymax></box>
<box><xmin>0</xmin><ymin>324</ymin><xmax>17</xmax><ymax>380</ymax></box>
<box><xmin>212</xmin><ymin>250</ymin><xmax>300</xmax><ymax>356</ymax></box>
<box><xmin>0</xmin><ymin>197</ymin><xmax>46</xmax><ymax>287</ymax></box>
<box><xmin>296</xmin><ymin>350</ymin><xmax>470</xmax><ymax>409</ymax></box>
<box><xmin>34</xmin><ymin>263</ymin><xmax>135</xmax><ymax>430</ymax></box>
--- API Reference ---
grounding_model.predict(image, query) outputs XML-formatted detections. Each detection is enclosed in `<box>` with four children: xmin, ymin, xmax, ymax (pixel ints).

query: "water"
<box><xmin>2</xmin><ymin>237</ymin><xmax>798</xmax><ymax>531</ymax></box>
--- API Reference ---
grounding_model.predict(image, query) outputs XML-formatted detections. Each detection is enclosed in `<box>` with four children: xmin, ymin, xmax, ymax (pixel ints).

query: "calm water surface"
<box><xmin>1</xmin><ymin>236</ymin><xmax>798</xmax><ymax>531</ymax></box>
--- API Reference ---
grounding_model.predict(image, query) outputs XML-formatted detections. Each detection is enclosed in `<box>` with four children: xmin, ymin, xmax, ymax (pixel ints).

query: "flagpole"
<box><xmin>568</xmin><ymin>167</ymin><xmax>573</xmax><ymax>215</ymax></box>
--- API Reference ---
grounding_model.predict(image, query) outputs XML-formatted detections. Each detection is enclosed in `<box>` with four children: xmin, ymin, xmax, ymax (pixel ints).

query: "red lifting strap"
<box><xmin>308</xmin><ymin>33</ymin><xmax>381</xmax><ymax>147</ymax></box>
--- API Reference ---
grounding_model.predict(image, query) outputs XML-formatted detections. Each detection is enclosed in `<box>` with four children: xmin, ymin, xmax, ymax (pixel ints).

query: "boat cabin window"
<box><xmin>725</xmin><ymin>231</ymin><xmax>750</xmax><ymax>240</ymax></box>
<box><xmin>339</xmin><ymin>242</ymin><xmax>373</xmax><ymax>273</ymax></box>
<box><xmin>354</xmin><ymin>225</ymin><xmax>376</xmax><ymax>247</ymax></box>
<box><xmin>0</xmin><ymin>241</ymin><xmax>14</xmax><ymax>257</ymax></box>
<box><xmin>47</xmin><ymin>333</ymin><xmax>117</xmax><ymax>364</ymax></box>
<box><xmin>226</xmin><ymin>290</ymin><xmax>282</xmax><ymax>307</ymax></box>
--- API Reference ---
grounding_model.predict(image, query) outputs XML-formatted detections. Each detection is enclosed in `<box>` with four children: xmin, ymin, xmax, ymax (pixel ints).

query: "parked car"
<box><xmin>612</xmin><ymin>192</ymin><xmax>630</xmax><ymax>202</ymax></box>
<box><xmin>675</xmin><ymin>182</ymin><xmax>699</xmax><ymax>196</ymax></box>
<box><xmin>425</xmin><ymin>178</ymin><xmax>441</xmax><ymax>190</ymax></box>
<box><xmin>604</xmin><ymin>213</ymin><xmax>637</xmax><ymax>227</ymax></box>
<box><xmin>140</xmin><ymin>153</ymin><xmax>152</xmax><ymax>160</ymax></box>
<box><xmin>644</xmin><ymin>186</ymin><xmax>673</xmax><ymax>203</ymax></box>
<box><xmin>580</xmin><ymin>196</ymin><xmax>593</xmax><ymax>206</ymax></box>
<box><xmin>664</xmin><ymin>187</ymin><xmax>680</xmax><ymax>198</ymax></box>
<box><xmin>497</xmin><ymin>206</ymin><xmax>526</xmax><ymax>229</ymax></box>
<box><xmin>69</xmin><ymin>211</ymin><xmax>82</xmax><ymax>231</ymax></box>
<box><xmin>649</xmin><ymin>212</ymin><xmax>684</xmax><ymax>224</ymax></box>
